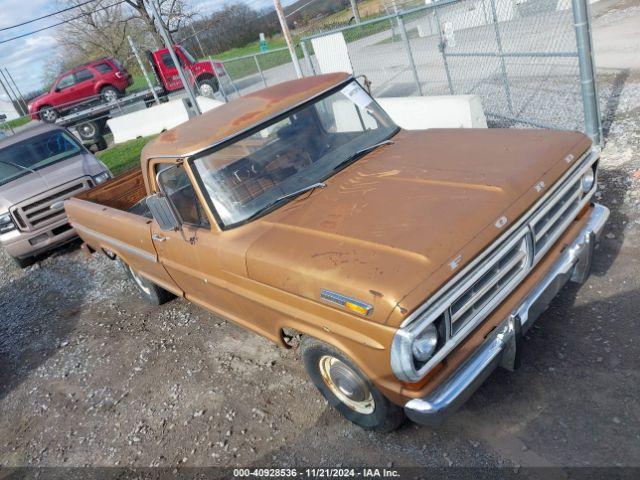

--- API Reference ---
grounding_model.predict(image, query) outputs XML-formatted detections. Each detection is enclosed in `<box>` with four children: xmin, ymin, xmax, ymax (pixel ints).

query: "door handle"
<box><xmin>152</xmin><ymin>233</ymin><xmax>168</xmax><ymax>242</ymax></box>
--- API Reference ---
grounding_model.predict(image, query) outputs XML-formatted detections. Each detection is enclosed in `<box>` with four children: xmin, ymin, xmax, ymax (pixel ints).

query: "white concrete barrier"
<box><xmin>376</xmin><ymin>95</ymin><xmax>487</xmax><ymax>130</ymax></box>
<box><xmin>108</xmin><ymin>96</ymin><xmax>224</xmax><ymax>144</ymax></box>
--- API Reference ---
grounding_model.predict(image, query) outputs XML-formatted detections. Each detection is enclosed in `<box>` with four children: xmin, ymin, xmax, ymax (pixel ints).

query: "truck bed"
<box><xmin>64</xmin><ymin>167</ymin><xmax>184</xmax><ymax>295</ymax></box>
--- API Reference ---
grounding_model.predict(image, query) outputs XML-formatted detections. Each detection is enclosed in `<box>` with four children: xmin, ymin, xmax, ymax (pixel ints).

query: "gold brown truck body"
<box><xmin>65</xmin><ymin>74</ymin><xmax>608</xmax><ymax>425</ymax></box>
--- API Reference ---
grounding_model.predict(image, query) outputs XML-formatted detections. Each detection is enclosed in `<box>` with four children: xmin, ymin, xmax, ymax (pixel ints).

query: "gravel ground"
<box><xmin>1</xmin><ymin>42</ymin><xmax>640</xmax><ymax>478</ymax></box>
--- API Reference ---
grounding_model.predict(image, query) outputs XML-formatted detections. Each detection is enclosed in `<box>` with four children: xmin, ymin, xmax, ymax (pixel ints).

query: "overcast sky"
<box><xmin>0</xmin><ymin>0</ymin><xmax>294</xmax><ymax>104</ymax></box>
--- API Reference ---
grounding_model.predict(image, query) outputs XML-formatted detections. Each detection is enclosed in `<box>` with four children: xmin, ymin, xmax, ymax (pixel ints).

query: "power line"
<box><xmin>0</xmin><ymin>0</ymin><xmax>126</xmax><ymax>45</ymax></box>
<box><xmin>0</xmin><ymin>0</ymin><xmax>100</xmax><ymax>32</ymax></box>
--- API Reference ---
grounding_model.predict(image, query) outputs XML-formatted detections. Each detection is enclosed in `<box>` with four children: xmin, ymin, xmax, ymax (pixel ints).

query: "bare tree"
<box><xmin>124</xmin><ymin>0</ymin><xmax>195</xmax><ymax>47</ymax></box>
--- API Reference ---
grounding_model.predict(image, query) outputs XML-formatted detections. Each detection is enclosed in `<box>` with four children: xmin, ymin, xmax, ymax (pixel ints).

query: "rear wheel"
<box><xmin>76</xmin><ymin>121</ymin><xmax>99</xmax><ymax>141</ymax></box>
<box><xmin>124</xmin><ymin>262</ymin><xmax>174</xmax><ymax>305</ymax></box>
<box><xmin>301</xmin><ymin>337</ymin><xmax>405</xmax><ymax>432</ymax></box>
<box><xmin>197</xmin><ymin>77</ymin><xmax>219</xmax><ymax>98</ymax></box>
<box><xmin>101</xmin><ymin>85</ymin><xmax>121</xmax><ymax>103</ymax></box>
<box><xmin>39</xmin><ymin>106</ymin><xmax>58</xmax><ymax>123</ymax></box>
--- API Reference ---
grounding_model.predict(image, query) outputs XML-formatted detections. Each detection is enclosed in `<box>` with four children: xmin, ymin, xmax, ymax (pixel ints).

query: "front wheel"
<box><xmin>197</xmin><ymin>77</ymin><xmax>219</xmax><ymax>98</ymax></box>
<box><xmin>301</xmin><ymin>337</ymin><xmax>405</xmax><ymax>432</ymax></box>
<box><xmin>39</xmin><ymin>106</ymin><xmax>59</xmax><ymax>123</ymax></box>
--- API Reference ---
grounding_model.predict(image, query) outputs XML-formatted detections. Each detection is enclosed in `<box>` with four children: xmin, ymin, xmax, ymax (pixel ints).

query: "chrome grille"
<box><xmin>531</xmin><ymin>178</ymin><xmax>582</xmax><ymax>255</ymax></box>
<box><xmin>11</xmin><ymin>179</ymin><xmax>90</xmax><ymax>231</ymax></box>
<box><xmin>392</xmin><ymin>148</ymin><xmax>600</xmax><ymax>383</ymax></box>
<box><xmin>449</xmin><ymin>236</ymin><xmax>530</xmax><ymax>334</ymax></box>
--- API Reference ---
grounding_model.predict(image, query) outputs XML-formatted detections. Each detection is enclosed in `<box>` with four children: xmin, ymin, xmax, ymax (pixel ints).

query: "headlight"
<box><xmin>92</xmin><ymin>171</ymin><xmax>111</xmax><ymax>185</ymax></box>
<box><xmin>0</xmin><ymin>212</ymin><xmax>17</xmax><ymax>234</ymax></box>
<box><xmin>411</xmin><ymin>323</ymin><xmax>439</xmax><ymax>363</ymax></box>
<box><xmin>581</xmin><ymin>168</ymin><xmax>595</xmax><ymax>193</ymax></box>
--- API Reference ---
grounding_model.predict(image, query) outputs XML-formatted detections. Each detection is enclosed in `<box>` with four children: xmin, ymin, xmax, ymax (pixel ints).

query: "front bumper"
<box><xmin>404</xmin><ymin>203</ymin><xmax>609</xmax><ymax>427</ymax></box>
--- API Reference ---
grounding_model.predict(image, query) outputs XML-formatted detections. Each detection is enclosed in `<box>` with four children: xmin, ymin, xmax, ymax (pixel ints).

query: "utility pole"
<box><xmin>128</xmin><ymin>35</ymin><xmax>160</xmax><ymax>105</ymax></box>
<box><xmin>0</xmin><ymin>69</ymin><xmax>24</xmax><ymax>116</ymax></box>
<box><xmin>144</xmin><ymin>0</ymin><xmax>201</xmax><ymax>114</ymax></box>
<box><xmin>5</xmin><ymin>69</ymin><xmax>28</xmax><ymax>115</ymax></box>
<box><xmin>192</xmin><ymin>24</ymin><xmax>206</xmax><ymax>59</ymax></box>
<box><xmin>349</xmin><ymin>0</ymin><xmax>361</xmax><ymax>24</ymax></box>
<box><xmin>273</xmin><ymin>0</ymin><xmax>303</xmax><ymax>78</ymax></box>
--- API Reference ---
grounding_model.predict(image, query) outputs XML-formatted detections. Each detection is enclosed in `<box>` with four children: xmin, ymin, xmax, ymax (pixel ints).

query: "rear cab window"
<box><xmin>93</xmin><ymin>63</ymin><xmax>114</xmax><ymax>74</ymax></box>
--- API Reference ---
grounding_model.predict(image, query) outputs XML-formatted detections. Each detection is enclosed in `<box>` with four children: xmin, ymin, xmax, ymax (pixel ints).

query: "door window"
<box><xmin>161</xmin><ymin>53</ymin><xmax>183</xmax><ymax>69</ymax></box>
<box><xmin>75</xmin><ymin>68</ymin><xmax>94</xmax><ymax>83</ymax></box>
<box><xmin>157</xmin><ymin>164</ymin><xmax>210</xmax><ymax>227</ymax></box>
<box><xmin>56</xmin><ymin>74</ymin><xmax>75</xmax><ymax>90</ymax></box>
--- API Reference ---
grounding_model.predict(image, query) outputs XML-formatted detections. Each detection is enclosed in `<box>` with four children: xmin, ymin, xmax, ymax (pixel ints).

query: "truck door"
<box><xmin>53</xmin><ymin>73</ymin><xmax>77</xmax><ymax>110</ymax></box>
<box><xmin>150</xmin><ymin>164</ymin><xmax>242</xmax><ymax>319</ymax></box>
<box><xmin>73</xmin><ymin>68</ymin><xmax>96</xmax><ymax>101</ymax></box>
<box><xmin>157</xmin><ymin>51</ymin><xmax>185</xmax><ymax>91</ymax></box>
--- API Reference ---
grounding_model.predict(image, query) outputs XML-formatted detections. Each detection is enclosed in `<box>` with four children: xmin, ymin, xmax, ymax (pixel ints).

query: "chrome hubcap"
<box><xmin>319</xmin><ymin>355</ymin><xmax>374</xmax><ymax>414</ymax></box>
<box><xmin>42</xmin><ymin>109</ymin><xmax>56</xmax><ymax>121</ymax></box>
<box><xmin>104</xmin><ymin>90</ymin><xmax>117</xmax><ymax>102</ymax></box>
<box><xmin>199</xmin><ymin>83</ymin><xmax>214</xmax><ymax>98</ymax></box>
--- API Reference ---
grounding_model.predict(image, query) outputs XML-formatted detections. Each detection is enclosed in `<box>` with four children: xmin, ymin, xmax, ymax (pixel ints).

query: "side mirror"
<box><xmin>146</xmin><ymin>194</ymin><xmax>181</xmax><ymax>231</ymax></box>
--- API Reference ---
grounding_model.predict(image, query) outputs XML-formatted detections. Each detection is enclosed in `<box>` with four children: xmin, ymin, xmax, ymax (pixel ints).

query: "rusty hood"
<box><xmin>244</xmin><ymin>129</ymin><xmax>592</xmax><ymax>326</ymax></box>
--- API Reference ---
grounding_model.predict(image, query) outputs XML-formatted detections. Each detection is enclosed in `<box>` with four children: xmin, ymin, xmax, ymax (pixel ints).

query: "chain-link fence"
<box><xmin>215</xmin><ymin>0</ymin><xmax>600</xmax><ymax>143</ymax></box>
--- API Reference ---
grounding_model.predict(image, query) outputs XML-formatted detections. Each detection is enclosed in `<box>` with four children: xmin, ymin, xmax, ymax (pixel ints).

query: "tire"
<box><xmin>39</xmin><ymin>106</ymin><xmax>59</xmax><ymax>123</ymax></box>
<box><xmin>197</xmin><ymin>77</ymin><xmax>219</xmax><ymax>98</ymax></box>
<box><xmin>301</xmin><ymin>337</ymin><xmax>405</xmax><ymax>432</ymax></box>
<box><xmin>12</xmin><ymin>255</ymin><xmax>35</xmax><ymax>269</ymax></box>
<box><xmin>101</xmin><ymin>85</ymin><xmax>121</xmax><ymax>103</ymax></box>
<box><xmin>123</xmin><ymin>261</ymin><xmax>174</xmax><ymax>305</ymax></box>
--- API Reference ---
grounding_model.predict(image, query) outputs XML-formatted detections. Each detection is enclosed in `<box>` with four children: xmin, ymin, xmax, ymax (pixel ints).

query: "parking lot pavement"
<box><xmin>0</xmin><ymin>70</ymin><xmax>639</xmax><ymax>469</ymax></box>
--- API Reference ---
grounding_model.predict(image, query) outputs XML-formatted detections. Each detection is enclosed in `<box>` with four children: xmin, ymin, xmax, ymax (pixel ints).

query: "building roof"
<box><xmin>141</xmin><ymin>72</ymin><xmax>351</xmax><ymax>162</ymax></box>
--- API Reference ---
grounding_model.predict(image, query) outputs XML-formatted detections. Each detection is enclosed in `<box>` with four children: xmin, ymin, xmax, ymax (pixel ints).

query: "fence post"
<box><xmin>572</xmin><ymin>0</ymin><xmax>601</xmax><ymax>144</ymax></box>
<box><xmin>434</xmin><ymin>7</ymin><xmax>454</xmax><ymax>95</ymax></box>
<box><xmin>397</xmin><ymin>12</ymin><xmax>423</xmax><ymax>96</ymax></box>
<box><xmin>301</xmin><ymin>40</ymin><xmax>316</xmax><ymax>76</ymax></box>
<box><xmin>254</xmin><ymin>55</ymin><xmax>268</xmax><ymax>87</ymax></box>
<box><xmin>489</xmin><ymin>0</ymin><xmax>514</xmax><ymax>114</ymax></box>
<box><xmin>209</xmin><ymin>57</ymin><xmax>228</xmax><ymax>102</ymax></box>
<box><xmin>220</xmin><ymin>61</ymin><xmax>241</xmax><ymax>96</ymax></box>
<box><xmin>128</xmin><ymin>35</ymin><xmax>160</xmax><ymax>105</ymax></box>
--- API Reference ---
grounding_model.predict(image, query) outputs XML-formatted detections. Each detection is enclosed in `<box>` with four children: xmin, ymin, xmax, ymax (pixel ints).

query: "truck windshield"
<box><xmin>0</xmin><ymin>130</ymin><xmax>81</xmax><ymax>186</ymax></box>
<box><xmin>192</xmin><ymin>81</ymin><xmax>398</xmax><ymax>227</ymax></box>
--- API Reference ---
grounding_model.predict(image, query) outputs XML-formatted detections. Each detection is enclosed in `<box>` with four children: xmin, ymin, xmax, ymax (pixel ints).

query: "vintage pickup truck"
<box><xmin>65</xmin><ymin>73</ymin><xmax>608</xmax><ymax>432</ymax></box>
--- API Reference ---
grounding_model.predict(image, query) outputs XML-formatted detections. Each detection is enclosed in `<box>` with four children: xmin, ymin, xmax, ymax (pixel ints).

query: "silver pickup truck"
<box><xmin>0</xmin><ymin>123</ymin><xmax>111</xmax><ymax>267</ymax></box>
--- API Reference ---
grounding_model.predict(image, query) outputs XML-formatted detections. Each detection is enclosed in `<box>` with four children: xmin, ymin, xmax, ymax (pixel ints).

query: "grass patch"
<box><xmin>128</xmin><ymin>74</ymin><xmax>157</xmax><ymax>94</ymax></box>
<box><xmin>0</xmin><ymin>116</ymin><xmax>31</xmax><ymax>131</ymax></box>
<box><xmin>97</xmin><ymin>135</ymin><xmax>156</xmax><ymax>175</ymax></box>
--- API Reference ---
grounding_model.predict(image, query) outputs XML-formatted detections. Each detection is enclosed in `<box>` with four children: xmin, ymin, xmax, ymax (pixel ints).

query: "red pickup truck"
<box><xmin>28</xmin><ymin>58</ymin><xmax>133</xmax><ymax>123</ymax></box>
<box><xmin>146</xmin><ymin>45</ymin><xmax>225</xmax><ymax>98</ymax></box>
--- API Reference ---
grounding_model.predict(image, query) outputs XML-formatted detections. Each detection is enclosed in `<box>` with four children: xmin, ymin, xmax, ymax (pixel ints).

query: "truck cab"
<box><xmin>146</xmin><ymin>45</ymin><xmax>225</xmax><ymax>98</ymax></box>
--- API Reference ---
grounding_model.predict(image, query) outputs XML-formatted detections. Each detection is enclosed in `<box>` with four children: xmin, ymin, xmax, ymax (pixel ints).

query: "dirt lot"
<box><xmin>1</xmin><ymin>34</ymin><xmax>640</xmax><ymax>479</ymax></box>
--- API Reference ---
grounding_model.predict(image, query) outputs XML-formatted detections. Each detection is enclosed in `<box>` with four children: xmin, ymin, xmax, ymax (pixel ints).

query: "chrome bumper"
<box><xmin>404</xmin><ymin>203</ymin><xmax>609</xmax><ymax>427</ymax></box>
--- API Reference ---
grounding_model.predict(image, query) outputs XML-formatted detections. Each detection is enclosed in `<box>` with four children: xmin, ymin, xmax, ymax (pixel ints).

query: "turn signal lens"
<box><xmin>345</xmin><ymin>301</ymin><xmax>368</xmax><ymax>316</ymax></box>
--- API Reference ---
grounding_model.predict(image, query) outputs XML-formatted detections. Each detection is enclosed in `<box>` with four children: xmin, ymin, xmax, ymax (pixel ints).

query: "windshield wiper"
<box><xmin>332</xmin><ymin>139</ymin><xmax>394</xmax><ymax>172</ymax></box>
<box><xmin>0</xmin><ymin>159</ymin><xmax>36</xmax><ymax>174</ymax></box>
<box><xmin>245</xmin><ymin>182</ymin><xmax>326</xmax><ymax>222</ymax></box>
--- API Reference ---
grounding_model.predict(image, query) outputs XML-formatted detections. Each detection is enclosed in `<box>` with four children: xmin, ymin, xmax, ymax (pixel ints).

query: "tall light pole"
<box><xmin>349</xmin><ymin>0</ymin><xmax>361</xmax><ymax>24</ymax></box>
<box><xmin>144</xmin><ymin>0</ymin><xmax>201</xmax><ymax>114</ymax></box>
<box><xmin>273</xmin><ymin>0</ymin><xmax>303</xmax><ymax>78</ymax></box>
